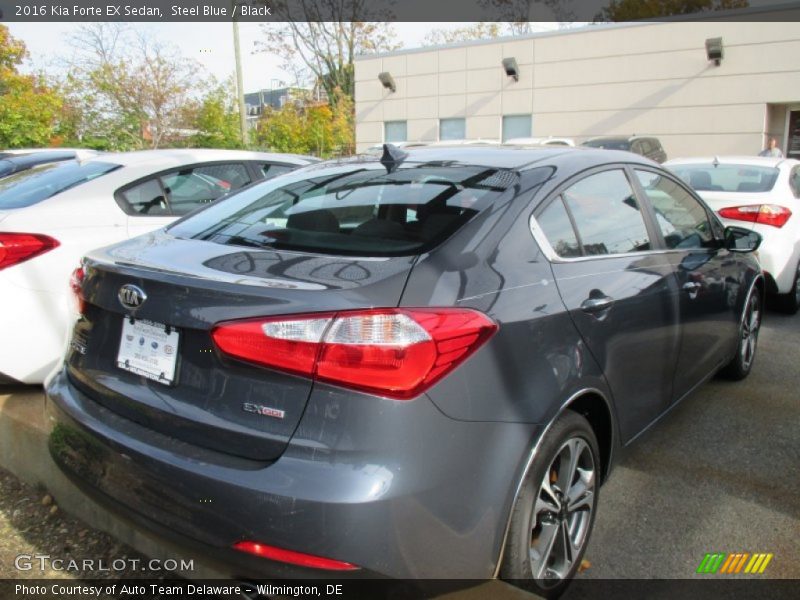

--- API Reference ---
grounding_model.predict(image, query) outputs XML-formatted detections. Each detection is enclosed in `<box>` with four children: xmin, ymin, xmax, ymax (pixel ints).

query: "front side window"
<box><xmin>561</xmin><ymin>169</ymin><xmax>651</xmax><ymax>256</ymax></box>
<box><xmin>168</xmin><ymin>163</ymin><xmax>545</xmax><ymax>257</ymax></box>
<box><xmin>635</xmin><ymin>170</ymin><xmax>716</xmax><ymax>249</ymax></box>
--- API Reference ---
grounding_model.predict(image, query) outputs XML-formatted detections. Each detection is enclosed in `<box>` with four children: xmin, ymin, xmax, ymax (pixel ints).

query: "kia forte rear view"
<box><xmin>47</xmin><ymin>146</ymin><xmax>763</xmax><ymax>596</ymax></box>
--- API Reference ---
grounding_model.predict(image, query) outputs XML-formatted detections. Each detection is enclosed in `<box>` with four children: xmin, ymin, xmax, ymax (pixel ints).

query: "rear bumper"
<box><xmin>0</xmin><ymin>281</ymin><xmax>71</xmax><ymax>384</ymax></box>
<box><xmin>46</xmin><ymin>368</ymin><xmax>539</xmax><ymax>580</ymax></box>
<box><xmin>722</xmin><ymin>221</ymin><xmax>800</xmax><ymax>295</ymax></box>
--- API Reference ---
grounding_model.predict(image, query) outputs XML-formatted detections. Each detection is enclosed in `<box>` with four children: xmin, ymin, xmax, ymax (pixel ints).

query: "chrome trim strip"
<box><xmin>491</xmin><ymin>387</ymin><xmax>614</xmax><ymax>579</ymax></box>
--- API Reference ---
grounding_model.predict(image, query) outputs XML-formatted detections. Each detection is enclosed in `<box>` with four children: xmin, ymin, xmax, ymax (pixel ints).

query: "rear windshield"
<box><xmin>168</xmin><ymin>162</ymin><xmax>521</xmax><ymax>256</ymax></box>
<box><xmin>670</xmin><ymin>164</ymin><xmax>779</xmax><ymax>193</ymax></box>
<box><xmin>0</xmin><ymin>160</ymin><xmax>120</xmax><ymax>209</ymax></box>
<box><xmin>582</xmin><ymin>139</ymin><xmax>631</xmax><ymax>150</ymax></box>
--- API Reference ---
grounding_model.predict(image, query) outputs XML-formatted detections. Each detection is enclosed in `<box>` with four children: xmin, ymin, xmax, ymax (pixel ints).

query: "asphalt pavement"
<box><xmin>579</xmin><ymin>307</ymin><xmax>799</xmax><ymax>580</ymax></box>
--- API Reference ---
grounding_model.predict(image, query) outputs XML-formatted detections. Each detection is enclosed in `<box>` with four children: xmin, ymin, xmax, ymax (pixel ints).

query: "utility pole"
<box><xmin>232</xmin><ymin>20</ymin><xmax>249</xmax><ymax>146</ymax></box>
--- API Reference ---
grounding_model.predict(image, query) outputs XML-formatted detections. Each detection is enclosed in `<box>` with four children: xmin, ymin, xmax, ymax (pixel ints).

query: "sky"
<box><xmin>5</xmin><ymin>21</ymin><xmax>560</xmax><ymax>94</ymax></box>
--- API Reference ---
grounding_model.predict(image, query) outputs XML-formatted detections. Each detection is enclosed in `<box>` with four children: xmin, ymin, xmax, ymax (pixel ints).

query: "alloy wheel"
<box><xmin>529</xmin><ymin>437</ymin><xmax>596</xmax><ymax>587</ymax></box>
<box><xmin>741</xmin><ymin>292</ymin><xmax>761</xmax><ymax>371</ymax></box>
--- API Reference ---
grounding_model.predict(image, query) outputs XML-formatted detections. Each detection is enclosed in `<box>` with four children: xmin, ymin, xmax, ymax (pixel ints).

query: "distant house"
<box><xmin>244</xmin><ymin>87</ymin><xmax>312</xmax><ymax>127</ymax></box>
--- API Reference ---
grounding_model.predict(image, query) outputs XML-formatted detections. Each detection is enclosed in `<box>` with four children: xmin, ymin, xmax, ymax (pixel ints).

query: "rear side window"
<box><xmin>122</xmin><ymin>179</ymin><xmax>168</xmax><ymax>215</ymax></box>
<box><xmin>635</xmin><ymin>170</ymin><xmax>716</xmax><ymax>249</ymax></box>
<box><xmin>560</xmin><ymin>169</ymin><xmax>651</xmax><ymax>256</ymax></box>
<box><xmin>0</xmin><ymin>160</ymin><xmax>120</xmax><ymax>209</ymax></box>
<box><xmin>168</xmin><ymin>163</ymin><xmax>536</xmax><ymax>257</ymax></box>
<box><xmin>537</xmin><ymin>197</ymin><xmax>581</xmax><ymax>258</ymax></box>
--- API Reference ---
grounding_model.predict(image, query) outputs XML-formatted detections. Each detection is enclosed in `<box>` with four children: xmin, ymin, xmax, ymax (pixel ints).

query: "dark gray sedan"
<box><xmin>46</xmin><ymin>145</ymin><xmax>763</xmax><ymax>595</ymax></box>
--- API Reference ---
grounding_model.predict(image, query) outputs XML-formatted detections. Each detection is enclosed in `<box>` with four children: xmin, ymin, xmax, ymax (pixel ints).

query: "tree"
<box><xmin>254</xmin><ymin>87</ymin><xmax>354</xmax><ymax>158</ymax></box>
<box><xmin>423</xmin><ymin>22</ymin><xmax>532</xmax><ymax>46</ymax></box>
<box><xmin>188</xmin><ymin>79</ymin><xmax>242</xmax><ymax>149</ymax></box>
<box><xmin>599</xmin><ymin>0</ymin><xmax>748</xmax><ymax>21</ymax></box>
<box><xmin>0</xmin><ymin>25</ymin><xmax>62</xmax><ymax>148</ymax></box>
<box><xmin>62</xmin><ymin>24</ymin><xmax>200</xmax><ymax>149</ymax></box>
<box><xmin>257</xmin><ymin>1</ymin><xmax>399</xmax><ymax>104</ymax></box>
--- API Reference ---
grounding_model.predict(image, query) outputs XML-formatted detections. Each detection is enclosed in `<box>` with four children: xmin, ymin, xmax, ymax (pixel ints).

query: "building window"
<box><xmin>440</xmin><ymin>118</ymin><xmax>466</xmax><ymax>141</ymax></box>
<box><xmin>384</xmin><ymin>121</ymin><xmax>408</xmax><ymax>143</ymax></box>
<box><xmin>502</xmin><ymin>114</ymin><xmax>532</xmax><ymax>142</ymax></box>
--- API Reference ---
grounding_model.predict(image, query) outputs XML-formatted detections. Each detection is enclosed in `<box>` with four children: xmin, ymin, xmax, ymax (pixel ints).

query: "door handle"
<box><xmin>581</xmin><ymin>296</ymin><xmax>614</xmax><ymax>312</ymax></box>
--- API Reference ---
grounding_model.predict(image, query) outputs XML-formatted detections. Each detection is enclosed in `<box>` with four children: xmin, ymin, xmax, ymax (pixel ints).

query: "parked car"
<box><xmin>0</xmin><ymin>149</ymin><xmax>99</xmax><ymax>178</ymax></box>
<box><xmin>667</xmin><ymin>156</ymin><xmax>800</xmax><ymax>313</ymax></box>
<box><xmin>47</xmin><ymin>145</ymin><xmax>762</xmax><ymax>595</ymax></box>
<box><xmin>505</xmin><ymin>136</ymin><xmax>576</xmax><ymax>147</ymax></box>
<box><xmin>0</xmin><ymin>149</ymin><xmax>316</xmax><ymax>384</ymax></box>
<box><xmin>582</xmin><ymin>136</ymin><xmax>667</xmax><ymax>163</ymax></box>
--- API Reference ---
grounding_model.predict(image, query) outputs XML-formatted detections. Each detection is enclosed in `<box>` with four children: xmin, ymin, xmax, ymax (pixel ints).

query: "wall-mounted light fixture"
<box><xmin>378</xmin><ymin>72</ymin><xmax>396</xmax><ymax>93</ymax></box>
<box><xmin>502</xmin><ymin>57</ymin><xmax>520</xmax><ymax>82</ymax></box>
<box><xmin>705</xmin><ymin>37</ymin><xmax>724</xmax><ymax>66</ymax></box>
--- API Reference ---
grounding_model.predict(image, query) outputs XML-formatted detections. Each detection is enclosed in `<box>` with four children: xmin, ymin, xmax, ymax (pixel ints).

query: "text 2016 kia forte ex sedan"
<box><xmin>46</xmin><ymin>146</ymin><xmax>763</xmax><ymax>596</ymax></box>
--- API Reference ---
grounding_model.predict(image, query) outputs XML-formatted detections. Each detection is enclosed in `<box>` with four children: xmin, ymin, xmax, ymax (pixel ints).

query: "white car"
<box><xmin>504</xmin><ymin>137</ymin><xmax>576</xmax><ymax>147</ymax></box>
<box><xmin>666</xmin><ymin>156</ymin><xmax>800</xmax><ymax>313</ymax></box>
<box><xmin>0</xmin><ymin>149</ymin><xmax>316</xmax><ymax>384</ymax></box>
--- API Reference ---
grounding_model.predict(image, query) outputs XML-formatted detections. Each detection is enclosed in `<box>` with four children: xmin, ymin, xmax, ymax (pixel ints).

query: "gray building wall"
<box><xmin>354</xmin><ymin>20</ymin><xmax>800</xmax><ymax>159</ymax></box>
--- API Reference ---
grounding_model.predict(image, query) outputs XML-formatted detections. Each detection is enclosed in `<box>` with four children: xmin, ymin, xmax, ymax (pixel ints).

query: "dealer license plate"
<box><xmin>116</xmin><ymin>318</ymin><xmax>180</xmax><ymax>385</ymax></box>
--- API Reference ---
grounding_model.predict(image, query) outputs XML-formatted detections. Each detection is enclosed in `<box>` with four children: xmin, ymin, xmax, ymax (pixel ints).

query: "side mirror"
<box><xmin>724</xmin><ymin>226</ymin><xmax>761</xmax><ymax>253</ymax></box>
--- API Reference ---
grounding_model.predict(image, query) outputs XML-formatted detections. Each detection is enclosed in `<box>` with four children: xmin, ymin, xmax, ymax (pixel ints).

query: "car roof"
<box><xmin>83</xmin><ymin>148</ymin><xmax>317</xmax><ymax>169</ymax></box>
<box><xmin>666</xmin><ymin>156</ymin><xmax>799</xmax><ymax>168</ymax></box>
<box><xmin>1</xmin><ymin>150</ymin><xmax>78</xmax><ymax>167</ymax></box>
<box><xmin>350</xmin><ymin>144</ymin><xmax>655</xmax><ymax>170</ymax></box>
<box><xmin>0</xmin><ymin>148</ymin><xmax>98</xmax><ymax>159</ymax></box>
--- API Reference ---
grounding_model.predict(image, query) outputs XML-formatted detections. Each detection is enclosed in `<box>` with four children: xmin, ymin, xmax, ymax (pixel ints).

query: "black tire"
<box><xmin>775</xmin><ymin>261</ymin><xmax>800</xmax><ymax>315</ymax></box>
<box><xmin>719</xmin><ymin>285</ymin><xmax>761</xmax><ymax>381</ymax></box>
<box><xmin>500</xmin><ymin>411</ymin><xmax>600</xmax><ymax>598</ymax></box>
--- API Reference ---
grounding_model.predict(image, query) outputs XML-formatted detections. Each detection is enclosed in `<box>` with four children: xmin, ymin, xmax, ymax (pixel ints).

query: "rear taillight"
<box><xmin>212</xmin><ymin>308</ymin><xmax>498</xmax><ymax>400</ymax></box>
<box><xmin>233</xmin><ymin>540</ymin><xmax>359</xmax><ymax>571</ymax></box>
<box><xmin>69</xmin><ymin>264</ymin><xmax>86</xmax><ymax>315</ymax></box>
<box><xmin>718</xmin><ymin>205</ymin><xmax>792</xmax><ymax>228</ymax></box>
<box><xmin>0</xmin><ymin>233</ymin><xmax>60</xmax><ymax>270</ymax></box>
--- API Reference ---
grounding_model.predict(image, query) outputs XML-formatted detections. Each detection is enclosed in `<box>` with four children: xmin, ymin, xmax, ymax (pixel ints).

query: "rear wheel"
<box><xmin>775</xmin><ymin>261</ymin><xmax>800</xmax><ymax>314</ymax></box>
<box><xmin>719</xmin><ymin>286</ymin><xmax>761</xmax><ymax>380</ymax></box>
<box><xmin>500</xmin><ymin>411</ymin><xmax>599</xmax><ymax>598</ymax></box>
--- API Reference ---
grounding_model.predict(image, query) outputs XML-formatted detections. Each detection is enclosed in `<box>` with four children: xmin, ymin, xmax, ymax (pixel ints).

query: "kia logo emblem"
<box><xmin>118</xmin><ymin>284</ymin><xmax>147</xmax><ymax>311</ymax></box>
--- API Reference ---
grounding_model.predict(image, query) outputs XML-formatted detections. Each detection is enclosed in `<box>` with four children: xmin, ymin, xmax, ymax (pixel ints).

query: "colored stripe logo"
<box><xmin>697</xmin><ymin>552</ymin><xmax>773</xmax><ymax>574</ymax></box>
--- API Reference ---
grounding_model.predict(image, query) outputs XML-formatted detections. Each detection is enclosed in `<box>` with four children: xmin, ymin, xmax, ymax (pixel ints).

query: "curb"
<box><xmin>0</xmin><ymin>386</ymin><xmax>227</xmax><ymax>579</ymax></box>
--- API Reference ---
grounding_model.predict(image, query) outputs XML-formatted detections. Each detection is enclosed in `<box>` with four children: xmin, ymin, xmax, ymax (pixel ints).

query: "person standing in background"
<box><xmin>759</xmin><ymin>137</ymin><xmax>784</xmax><ymax>158</ymax></box>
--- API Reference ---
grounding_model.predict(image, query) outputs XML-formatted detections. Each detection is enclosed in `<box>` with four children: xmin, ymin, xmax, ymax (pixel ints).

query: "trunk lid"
<box><xmin>66</xmin><ymin>230</ymin><xmax>416</xmax><ymax>461</ymax></box>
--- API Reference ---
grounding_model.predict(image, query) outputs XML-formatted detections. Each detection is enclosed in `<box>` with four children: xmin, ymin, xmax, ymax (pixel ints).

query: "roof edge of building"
<box><xmin>354</xmin><ymin>1</ymin><xmax>800</xmax><ymax>62</ymax></box>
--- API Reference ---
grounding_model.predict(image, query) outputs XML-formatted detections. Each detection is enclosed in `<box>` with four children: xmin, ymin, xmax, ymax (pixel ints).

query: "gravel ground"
<box><xmin>0</xmin><ymin>466</ymin><xmax>169</xmax><ymax>581</ymax></box>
